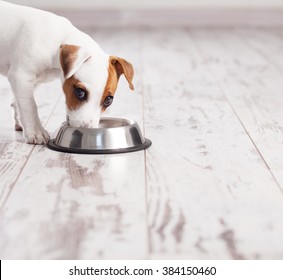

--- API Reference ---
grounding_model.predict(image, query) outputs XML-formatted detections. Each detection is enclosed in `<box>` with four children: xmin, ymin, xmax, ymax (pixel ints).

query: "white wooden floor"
<box><xmin>1</xmin><ymin>27</ymin><xmax>283</xmax><ymax>259</ymax></box>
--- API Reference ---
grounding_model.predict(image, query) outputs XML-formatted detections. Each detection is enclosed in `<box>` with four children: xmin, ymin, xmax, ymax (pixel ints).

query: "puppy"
<box><xmin>0</xmin><ymin>1</ymin><xmax>134</xmax><ymax>144</ymax></box>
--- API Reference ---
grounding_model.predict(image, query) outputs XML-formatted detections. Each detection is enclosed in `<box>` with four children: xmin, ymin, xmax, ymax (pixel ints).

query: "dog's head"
<box><xmin>59</xmin><ymin>44</ymin><xmax>134</xmax><ymax>128</ymax></box>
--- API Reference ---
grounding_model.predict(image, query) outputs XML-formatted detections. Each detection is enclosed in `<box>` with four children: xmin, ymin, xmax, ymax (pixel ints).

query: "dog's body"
<box><xmin>0</xmin><ymin>1</ymin><xmax>134</xmax><ymax>144</ymax></box>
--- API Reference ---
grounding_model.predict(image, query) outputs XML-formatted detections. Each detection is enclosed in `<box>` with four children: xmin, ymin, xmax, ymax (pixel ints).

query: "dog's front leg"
<box><xmin>8</xmin><ymin>71</ymin><xmax>50</xmax><ymax>144</ymax></box>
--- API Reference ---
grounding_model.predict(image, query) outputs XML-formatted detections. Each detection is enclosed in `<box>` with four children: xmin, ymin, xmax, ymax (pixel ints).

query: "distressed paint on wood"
<box><xmin>236</xmin><ymin>28</ymin><xmax>283</xmax><ymax>186</ymax></box>
<box><xmin>0</xmin><ymin>148</ymin><xmax>147</xmax><ymax>259</ymax></box>
<box><xmin>191</xmin><ymin>28</ymin><xmax>283</xmax><ymax>184</ymax></box>
<box><xmin>142</xmin><ymin>28</ymin><xmax>283</xmax><ymax>259</ymax></box>
<box><xmin>1</xmin><ymin>28</ymin><xmax>283</xmax><ymax>259</ymax></box>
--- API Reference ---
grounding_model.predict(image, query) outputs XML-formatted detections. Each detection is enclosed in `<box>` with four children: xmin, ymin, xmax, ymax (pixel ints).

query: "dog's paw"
<box><xmin>24</xmin><ymin>128</ymin><xmax>50</xmax><ymax>145</ymax></box>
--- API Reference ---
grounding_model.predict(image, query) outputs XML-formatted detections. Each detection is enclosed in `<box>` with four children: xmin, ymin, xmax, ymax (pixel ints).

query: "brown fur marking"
<box><xmin>60</xmin><ymin>44</ymin><xmax>80</xmax><ymax>78</ymax></box>
<box><xmin>100</xmin><ymin>60</ymin><xmax>120</xmax><ymax>111</ymax></box>
<box><xmin>63</xmin><ymin>76</ymin><xmax>87</xmax><ymax>111</ymax></box>
<box><xmin>101</xmin><ymin>57</ymin><xmax>135</xmax><ymax>111</ymax></box>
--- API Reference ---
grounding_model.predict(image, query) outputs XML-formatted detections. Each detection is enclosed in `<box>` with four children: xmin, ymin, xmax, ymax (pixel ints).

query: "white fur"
<box><xmin>0</xmin><ymin>1</ymin><xmax>110</xmax><ymax>144</ymax></box>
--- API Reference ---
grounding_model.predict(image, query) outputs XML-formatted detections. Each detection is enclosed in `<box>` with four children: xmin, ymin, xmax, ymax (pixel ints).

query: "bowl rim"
<box><xmin>47</xmin><ymin>138</ymin><xmax>152</xmax><ymax>154</ymax></box>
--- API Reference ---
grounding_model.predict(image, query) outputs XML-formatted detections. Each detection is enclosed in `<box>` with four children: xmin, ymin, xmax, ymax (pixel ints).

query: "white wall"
<box><xmin>6</xmin><ymin>0</ymin><xmax>283</xmax><ymax>9</ymax></box>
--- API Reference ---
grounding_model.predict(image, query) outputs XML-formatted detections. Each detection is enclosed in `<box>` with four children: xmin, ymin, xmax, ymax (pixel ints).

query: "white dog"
<box><xmin>0</xmin><ymin>1</ymin><xmax>134</xmax><ymax>144</ymax></box>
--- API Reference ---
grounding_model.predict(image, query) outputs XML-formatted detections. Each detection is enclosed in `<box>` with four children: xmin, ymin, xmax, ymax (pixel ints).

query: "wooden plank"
<box><xmin>0</xmin><ymin>29</ymin><xmax>148</xmax><ymax>259</ymax></box>
<box><xmin>234</xmin><ymin>28</ymin><xmax>283</xmax><ymax>188</ymax></box>
<box><xmin>142</xmin><ymin>28</ymin><xmax>283</xmax><ymax>259</ymax></box>
<box><xmin>0</xmin><ymin>148</ymin><xmax>147</xmax><ymax>259</ymax></box>
<box><xmin>191</xmin><ymin>28</ymin><xmax>283</xmax><ymax>183</ymax></box>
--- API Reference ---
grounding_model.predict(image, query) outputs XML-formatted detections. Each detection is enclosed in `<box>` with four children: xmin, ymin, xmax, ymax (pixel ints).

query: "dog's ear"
<box><xmin>110</xmin><ymin>56</ymin><xmax>134</xmax><ymax>90</ymax></box>
<box><xmin>60</xmin><ymin>44</ymin><xmax>90</xmax><ymax>79</ymax></box>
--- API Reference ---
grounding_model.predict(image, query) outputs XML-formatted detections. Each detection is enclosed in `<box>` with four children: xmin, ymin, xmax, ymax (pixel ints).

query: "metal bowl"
<box><xmin>47</xmin><ymin>117</ymin><xmax>152</xmax><ymax>154</ymax></box>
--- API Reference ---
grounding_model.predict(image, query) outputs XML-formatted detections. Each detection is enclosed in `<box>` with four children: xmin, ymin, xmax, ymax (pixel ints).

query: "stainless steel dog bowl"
<box><xmin>47</xmin><ymin>117</ymin><xmax>152</xmax><ymax>154</ymax></box>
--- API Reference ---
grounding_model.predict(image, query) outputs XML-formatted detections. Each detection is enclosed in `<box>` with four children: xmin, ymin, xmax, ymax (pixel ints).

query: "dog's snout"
<box><xmin>67</xmin><ymin>115</ymin><xmax>100</xmax><ymax>128</ymax></box>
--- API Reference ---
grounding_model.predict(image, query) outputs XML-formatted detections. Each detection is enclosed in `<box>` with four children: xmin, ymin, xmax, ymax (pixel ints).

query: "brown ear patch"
<box><xmin>60</xmin><ymin>44</ymin><xmax>80</xmax><ymax>78</ymax></box>
<box><xmin>110</xmin><ymin>56</ymin><xmax>135</xmax><ymax>90</ymax></box>
<box><xmin>63</xmin><ymin>76</ymin><xmax>87</xmax><ymax>111</ymax></box>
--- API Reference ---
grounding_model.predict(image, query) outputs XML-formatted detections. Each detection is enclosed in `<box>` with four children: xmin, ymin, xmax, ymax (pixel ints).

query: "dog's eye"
<box><xmin>74</xmin><ymin>87</ymin><xmax>87</xmax><ymax>101</ymax></box>
<box><xmin>103</xmin><ymin>96</ymin><xmax>114</xmax><ymax>107</ymax></box>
